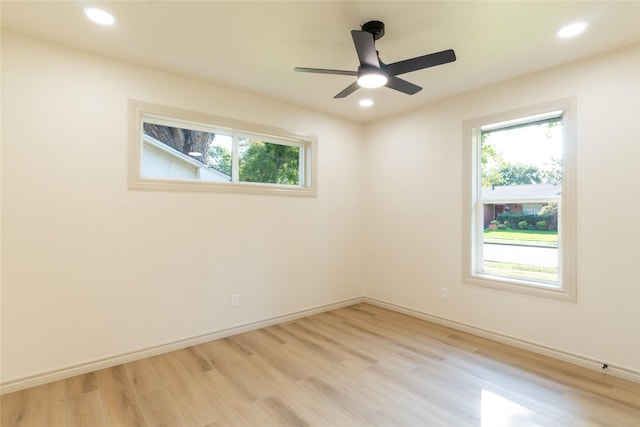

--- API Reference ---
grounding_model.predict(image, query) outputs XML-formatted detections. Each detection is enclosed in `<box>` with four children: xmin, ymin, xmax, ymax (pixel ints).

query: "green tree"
<box><xmin>544</xmin><ymin>119</ymin><xmax>561</xmax><ymax>138</ymax></box>
<box><xmin>541</xmin><ymin>158</ymin><xmax>562</xmax><ymax>185</ymax></box>
<box><xmin>481</xmin><ymin>137</ymin><xmax>505</xmax><ymax>187</ymax></box>
<box><xmin>207</xmin><ymin>145</ymin><xmax>232</xmax><ymax>176</ymax></box>
<box><xmin>498</xmin><ymin>163</ymin><xmax>543</xmax><ymax>185</ymax></box>
<box><xmin>481</xmin><ymin>138</ymin><xmax>502</xmax><ymax>166</ymax></box>
<box><xmin>239</xmin><ymin>140</ymin><xmax>299</xmax><ymax>184</ymax></box>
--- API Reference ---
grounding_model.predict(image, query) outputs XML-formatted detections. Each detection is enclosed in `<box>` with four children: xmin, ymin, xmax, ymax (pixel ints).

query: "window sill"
<box><xmin>128</xmin><ymin>176</ymin><xmax>317</xmax><ymax>197</ymax></box>
<box><xmin>464</xmin><ymin>273</ymin><xmax>576</xmax><ymax>302</ymax></box>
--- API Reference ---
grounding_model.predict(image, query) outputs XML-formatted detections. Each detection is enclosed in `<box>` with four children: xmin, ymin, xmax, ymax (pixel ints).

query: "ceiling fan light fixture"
<box><xmin>357</xmin><ymin>70</ymin><xmax>387</xmax><ymax>88</ymax></box>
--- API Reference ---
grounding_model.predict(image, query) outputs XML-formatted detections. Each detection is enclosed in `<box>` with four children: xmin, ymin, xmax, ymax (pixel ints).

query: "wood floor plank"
<box><xmin>44</xmin><ymin>380</ymin><xmax>68</xmax><ymax>427</ymax></box>
<box><xmin>293</xmin><ymin>376</ymin><xmax>375</xmax><ymax>426</ymax></box>
<box><xmin>95</xmin><ymin>365</ymin><xmax>147</xmax><ymax>426</ymax></box>
<box><xmin>277</xmin><ymin>321</ymin><xmax>345</xmax><ymax>364</ymax></box>
<box><xmin>225</xmin><ymin>331</ymin><xmax>308</xmax><ymax>382</ymax></box>
<box><xmin>137</xmin><ymin>388</ymin><xmax>187</xmax><ymax>427</ymax></box>
<box><xmin>171</xmin><ymin>346</ymin><xmax>215</xmax><ymax>376</ymax></box>
<box><xmin>66</xmin><ymin>390</ymin><xmax>106</xmax><ymax>427</ymax></box>
<box><xmin>255</xmin><ymin>395</ymin><xmax>310</xmax><ymax>427</ymax></box>
<box><xmin>1</xmin><ymin>389</ymin><xmax>22</xmax><ymax>426</ymax></box>
<box><xmin>145</xmin><ymin>353</ymin><xmax>218</xmax><ymax>426</ymax></box>
<box><xmin>189</xmin><ymin>369</ymin><xmax>251</xmax><ymax>426</ymax></box>
<box><xmin>2</xmin><ymin>303</ymin><xmax>639</xmax><ymax>426</ymax></box>
<box><xmin>65</xmin><ymin>372</ymin><xmax>98</xmax><ymax>398</ymax></box>
<box><xmin>1</xmin><ymin>381</ymin><xmax>69</xmax><ymax>427</ymax></box>
<box><xmin>124</xmin><ymin>357</ymin><xmax>162</xmax><ymax>396</ymax></box>
<box><xmin>195</xmin><ymin>338</ymin><xmax>275</xmax><ymax>403</ymax></box>
<box><xmin>295</xmin><ymin>317</ymin><xmax>378</xmax><ymax>365</ymax></box>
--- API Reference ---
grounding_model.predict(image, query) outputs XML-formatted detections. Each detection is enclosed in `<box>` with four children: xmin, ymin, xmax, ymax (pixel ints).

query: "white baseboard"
<box><xmin>363</xmin><ymin>297</ymin><xmax>640</xmax><ymax>383</ymax></box>
<box><xmin>3</xmin><ymin>295</ymin><xmax>637</xmax><ymax>394</ymax></box>
<box><xmin>0</xmin><ymin>297</ymin><xmax>364</xmax><ymax>395</ymax></box>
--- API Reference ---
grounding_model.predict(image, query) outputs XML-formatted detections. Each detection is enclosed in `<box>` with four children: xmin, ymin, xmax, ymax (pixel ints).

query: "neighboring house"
<box><xmin>481</xmin><ymin>183</ymin><xmax>562</xmax><ymax>228</ymax></box>
<box><xmin>142</xmin><ymin>134</ymin><xmax>231</xmax><ymax>182</ymax></box>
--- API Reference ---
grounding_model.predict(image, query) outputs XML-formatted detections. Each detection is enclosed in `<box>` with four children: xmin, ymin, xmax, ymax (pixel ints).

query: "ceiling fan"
<box><xmin>294</xmin><ymin>20</ymin><xmax>456</xmax><ymax>98</ymax></box>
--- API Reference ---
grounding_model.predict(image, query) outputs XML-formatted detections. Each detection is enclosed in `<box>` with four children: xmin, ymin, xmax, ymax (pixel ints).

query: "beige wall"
<box><xmin>2</xmin><ymin>30</ymin><xmax>639</xmax><ymax>387</ymax></box>
<box><xmin>1</xmin><ymin>32</ymin><xmax>365</xmax><ymax>384</ymax></box>
<box><xmin>363</xmin><ymin>43</ymin><xmax>640</xmax><ymax>372</ymax></box>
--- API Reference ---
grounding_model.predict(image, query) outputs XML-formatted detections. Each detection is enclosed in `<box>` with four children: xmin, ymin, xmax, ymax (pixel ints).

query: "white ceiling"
<box><xmin>2</xmin><ymin>1</ymin><xmax>639</xmax><ymax>122</ymax></box>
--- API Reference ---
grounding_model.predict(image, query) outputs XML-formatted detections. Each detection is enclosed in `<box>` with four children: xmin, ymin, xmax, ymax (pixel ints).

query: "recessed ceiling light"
<box><xmin>359</xmin><ymin>99</ymin><xmax>374</xmax><ymax>108</ymax></box>
<box><xmin>557</xmin><ymin>22</ymin><xmax>587</xmax><ymax>39</ymax></box>
<box><xmin>84</xmin><ymin>7</ymin><xmax>115</xmax><ymax>26</ymax></box>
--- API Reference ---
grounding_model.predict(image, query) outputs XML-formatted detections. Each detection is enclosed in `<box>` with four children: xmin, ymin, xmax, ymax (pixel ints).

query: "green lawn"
<box><xmin>483</xmin><ymin>229</ymin><xmax>558</xmax><ymax>247</ymax></box>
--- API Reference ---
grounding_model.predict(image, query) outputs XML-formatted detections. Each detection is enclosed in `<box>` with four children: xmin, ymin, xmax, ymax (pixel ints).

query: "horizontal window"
<box><xmin>128</xmin><ymin>101</ymin><xmax>317</xmax><ymax>196</ymax></box>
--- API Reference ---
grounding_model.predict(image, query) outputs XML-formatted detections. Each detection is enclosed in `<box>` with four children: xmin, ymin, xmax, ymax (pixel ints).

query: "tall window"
<box><xmin>463</xmin><ymin>100</ymin><xmax>576</xmax><ymax>301</ymax></box>
<box><xmin>128</xmin><ymin>101</ymin><xmax>317</xmax><ymax>196</ymax></box>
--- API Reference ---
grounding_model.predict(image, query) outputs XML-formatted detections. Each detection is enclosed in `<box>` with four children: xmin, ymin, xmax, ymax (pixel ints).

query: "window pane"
<box><xmin>238</xmin><ymin>138</ymin><xmax>300</xmax><ymax>185</ymax></box>
<box><xmin>482</xmin><ymin>203</ymin><xmax>559</xmax><ymax>283</ymax></box>
<box><xmin>480</xmin><ymin>119</ymin><xmax>562</xmax><ymax>188</ymax></box>
<box><xmin>479</xmin><ymin>118</ymin><xmax>562</xmax><ymax>284</ymax></box>
<box><xmin>206</xmin><ymin>134</ymin><xmax>233</xmax><ymax>179</ymax></box>
<box><xmin>142</xmin><ymin>122</ymin><xmax>232</xmax><ymax>182</ymax></box>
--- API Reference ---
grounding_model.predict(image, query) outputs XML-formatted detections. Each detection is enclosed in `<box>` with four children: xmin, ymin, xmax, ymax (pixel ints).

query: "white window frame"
<box><xmin>462</xmin><ymin>98</ymin><xmax>577</xmax><ymax>302</ymax></box>
<box><xmin>128</xmin><ymin>100</ymin><xmax>317</xmax><ymax>197</ymax></box>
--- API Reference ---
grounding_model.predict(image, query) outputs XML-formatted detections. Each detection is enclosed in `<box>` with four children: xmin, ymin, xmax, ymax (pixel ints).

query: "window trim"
<box><xmin>462</xmin><ymin>98</ymin><xmax>577</xmax><ymax>302</ymax></box>
<box><xmin>128</xmin><ymin>100</ymin><xmax>317</xmax><ymax>197</ymax></box>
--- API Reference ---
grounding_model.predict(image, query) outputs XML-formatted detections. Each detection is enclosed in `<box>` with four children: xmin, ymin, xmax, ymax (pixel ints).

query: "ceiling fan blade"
<box><xmin>294</xmin><ymin>67</ymin><xmax>357</xmax><ymax>76</ymax></box>
<box><xmin>334</xmin><ymin>81</ymin><xmax>360</xmax><ymax>98</ymax></box>
<box><xmin>385</xmin><ymin>49</ymin><xmax>456</xmax><ymax>76</ymax></box>
<box><xmin>385</xmin><ymin>75</ymin><xmax>422</xmax><ymax>95</ymax></box>
<box><xmin>351</xmin><ymin>30</ymin><xmax>380</xmax><ymax>68</ymax></box>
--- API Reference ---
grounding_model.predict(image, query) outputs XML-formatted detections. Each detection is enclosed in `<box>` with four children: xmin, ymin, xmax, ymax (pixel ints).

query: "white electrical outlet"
<box><xmin>441</xmin><ymin>288</ymin><xmax>448</xmax><ymax>300</ymax></box>
<box><xmin>231</xmin><ymin>294</ymin><xmax>239</xmax><ymax>307</ymax></box>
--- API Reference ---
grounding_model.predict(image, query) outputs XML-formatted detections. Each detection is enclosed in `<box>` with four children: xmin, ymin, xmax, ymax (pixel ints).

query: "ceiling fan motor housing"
<box><xmin>362</xmin><ymin>20</ymin><xmax>385</xmax><ymax>40</ymax></box>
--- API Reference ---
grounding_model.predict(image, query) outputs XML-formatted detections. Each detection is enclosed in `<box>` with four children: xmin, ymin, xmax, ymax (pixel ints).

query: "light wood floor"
<box><xmin>2</xmin><ymin>303</ymin><xmax>639</xmax><ymax>426</ymax></box>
